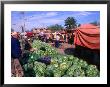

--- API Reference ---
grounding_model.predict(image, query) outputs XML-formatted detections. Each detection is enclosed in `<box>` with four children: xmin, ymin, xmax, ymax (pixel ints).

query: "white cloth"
<box><xmin>56</xmin><ymin>35</ymin><xmax>60</xmax><ymax>40</ymax></box>
<box><xmin>54</xmin><ymin>32</ymin><xmax>57</xmax><ymax>39</ymax></box>
<box><xmin>20</xmin><ymin>32</ymin><xmax>26</xmax><ymax>36</ymax></box>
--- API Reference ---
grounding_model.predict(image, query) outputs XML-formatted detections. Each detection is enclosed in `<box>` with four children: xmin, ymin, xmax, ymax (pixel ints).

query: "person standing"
<box><xmin>55</xmin><ymin>34</ymin><xmax>60</xmax><ymax>48</ymax></box>
<box><xmin>39</xmin><ymin>29</ymin><xmax>44</xmax><ymax>41</ymax></box>
<box><xmin>64</xmin><ymin>34</ymin><xmax>66</xmax><ymax>43</ymax></box>
<box><xmin>11</xmin><ymin>32</ymin><xmax>22</xmax><ymax>60</ymax></box>
<box><xmin>11</xmin><ymin>32</ymin><xmax>24</xmax><ymax>77</ymax></box>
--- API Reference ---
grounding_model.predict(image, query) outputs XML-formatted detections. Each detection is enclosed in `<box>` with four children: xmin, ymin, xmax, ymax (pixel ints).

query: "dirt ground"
<box><xmin>49</xmin><ymin>42</ymin><xmax>75</xmax><ymax>55</ymax></box>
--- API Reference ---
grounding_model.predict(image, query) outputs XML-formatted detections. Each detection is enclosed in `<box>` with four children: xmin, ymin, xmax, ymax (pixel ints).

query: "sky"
<box><xmin>11</xmin><ymin>11</ymin><xmax>100</xmax><ymax>32</ymax></box>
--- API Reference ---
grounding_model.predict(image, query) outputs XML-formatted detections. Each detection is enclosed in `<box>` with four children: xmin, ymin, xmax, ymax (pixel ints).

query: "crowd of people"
<box><xmin>34</xmin><ymin>29</ymin><xmax>75</xmax><ymax>48</ymax></box>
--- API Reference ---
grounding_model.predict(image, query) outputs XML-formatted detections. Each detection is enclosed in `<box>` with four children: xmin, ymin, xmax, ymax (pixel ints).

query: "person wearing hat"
<box><xmin>11</xmin><ymin>32</ymin><xmax>23</xmax><ymax>77</ymax></box>
<box><xmin>24</xmin><ymin>36</ymin><xmax>33</xmax><ymax>51</ymax></box>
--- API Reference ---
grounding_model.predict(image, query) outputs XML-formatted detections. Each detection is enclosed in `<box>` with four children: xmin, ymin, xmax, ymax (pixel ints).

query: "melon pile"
<box><xmin>22</xmin><ymin>40</ymin><xmax>100</xmax><ymax>77</ymax></box>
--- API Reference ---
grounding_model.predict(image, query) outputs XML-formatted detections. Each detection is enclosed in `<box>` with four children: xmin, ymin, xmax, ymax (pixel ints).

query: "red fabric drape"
<box><xmin>74</xmin><ymin>25</ymin><xmax>100</xmax><ymax>50</ymax></box>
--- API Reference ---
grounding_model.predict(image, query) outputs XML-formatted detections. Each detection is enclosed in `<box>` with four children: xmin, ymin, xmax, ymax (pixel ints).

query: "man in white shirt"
<box><xmin>55</xmin><ymin>34</ymin><xmax>60</xmax><ymax>48</ymax></box>
<box><xmin>56</xmin><ymin>35</ymin><xmax>60</xmax><ymax>41</ymax></box>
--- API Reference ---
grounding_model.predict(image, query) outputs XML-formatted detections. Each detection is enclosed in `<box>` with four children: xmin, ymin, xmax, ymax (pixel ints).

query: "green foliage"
<box><xmin>32</xmin><ymin>40</ymin><xmax>58</xmax><ymax>57</ymax></box>
<box><xmin>23</xmin><ymin>40</ymin><xmax>100</xmax><ymax>77</ymax></box>
<box><xmin>47</xmin><ymin>24</ymin><xmax>63</xmax><ymax>31</ymax></box>
<box><xmin>64</xmin><ymin>17</ymin><xmax>77</xmax><ymax>29</ymax></box>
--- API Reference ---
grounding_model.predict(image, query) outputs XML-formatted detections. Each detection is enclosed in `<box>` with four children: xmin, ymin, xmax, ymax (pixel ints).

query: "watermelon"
<box><xmin>68</xmin><ymin>55</ymin><xmax>75</xmax><ymax>61</ymax></box>
<box><xmin>24</xmin><ymin>68</ymin><xmax>36</xmax><ymax>77</ymax></box>
<box><xmin>23</xmin><ymin>40</ymin><xmax>100</xmax><ymax>77</ymax></box>
<box><xmin>51</xmin><ymin>59</ymin><xmax>58</xmax><ymax>64</ymax></box>
<box><xmin>85</xmin><ymin>65</ymin><xmax>99</xmax><ymax>77</ymax></box>
<box><xmin>45</xmin><ymin>65</ymin><xmax>54</xmax><ymax>77</ymax></box>
<box><xmin>33</xmin><ymin>62</ymin><xmax>46</xmax><ymax>77</ymax></box>
<box><xmin>53</xmin><ymin>68</ymin><xmax>62</xmax><ymax>77</ymax></box>
<box><xmin>73</xmin><ymin>68</ymin><xmax>85</xmax><ymax>77</ymax></box>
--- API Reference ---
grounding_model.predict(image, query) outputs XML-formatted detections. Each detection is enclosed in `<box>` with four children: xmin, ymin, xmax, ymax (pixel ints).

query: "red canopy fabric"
<box><xmin>74</xmin><ymin>24</ymin><xmax>100</xmax><ymax>50</ymax></box>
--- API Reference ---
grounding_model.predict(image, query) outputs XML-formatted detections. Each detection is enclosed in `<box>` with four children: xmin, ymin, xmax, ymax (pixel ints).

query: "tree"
<box><xmin>47</xmin><ymin>24</ymin><xmax>63</xmax><ymax>31</ymax></box>
<box><xmin>64</xmin><ymin>17</ymin><xmax>77</xmax><ymax>29</ymax></box>
<box><xmin>90</xmin><ymin>21</ymin><xmax>100</xmax><ymax>26</ymax></box>
<box><xmin>77</xmin><ymin>24</ymin><xmax>81</xmax><ymax>27</ymax></box>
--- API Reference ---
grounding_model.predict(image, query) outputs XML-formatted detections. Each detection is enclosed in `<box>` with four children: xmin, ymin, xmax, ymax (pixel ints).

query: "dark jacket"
<box><xmin>11</xmin><ymin>37</ymin><xmax>22</xmax><ymax>59</ymax></box>
<box><xmin>24</xmin><ymin>40</ymin><xmax>32</xmax><ymax>50</ymax></box>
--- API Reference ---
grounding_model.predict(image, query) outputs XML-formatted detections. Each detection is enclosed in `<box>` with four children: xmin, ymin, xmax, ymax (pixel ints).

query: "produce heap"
<box><xmin>22</xmin><ymin>40</ymin><xmax>100</xmax><ymax>77</ymax></box>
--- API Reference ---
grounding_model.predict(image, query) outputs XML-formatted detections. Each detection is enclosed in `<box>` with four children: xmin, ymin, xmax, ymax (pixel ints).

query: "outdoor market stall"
<box><xmin>74</xmin><ymin>24</ymin><xmax>100</xmax><ymax>66</ymax></box>
<box><xmin>74</xmin><ymin>24</ymin><xmax>100</xmax><ymax>50</ymax></box>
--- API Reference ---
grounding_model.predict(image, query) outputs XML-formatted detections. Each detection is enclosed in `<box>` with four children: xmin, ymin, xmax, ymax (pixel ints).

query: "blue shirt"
<box><xmin>11</xmin><ymin>37</ymin><xmax>22</xmax><ymax>58</ymax></box>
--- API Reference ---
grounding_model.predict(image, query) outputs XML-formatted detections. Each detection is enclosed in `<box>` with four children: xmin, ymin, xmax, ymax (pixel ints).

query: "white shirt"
<box><xmin>54</xmin><ymin>32</ymin><xmax>57</xmax><ymax>39</ymax></box>
<box><xmin>56</xmin><ymin>35</ymin><xmax>60</xmax><ymax>40</ymax></box>
<box><xmin>39</xmin><ymin>32</ymin><xmax>44</xmax><ymax>36</ymax></box>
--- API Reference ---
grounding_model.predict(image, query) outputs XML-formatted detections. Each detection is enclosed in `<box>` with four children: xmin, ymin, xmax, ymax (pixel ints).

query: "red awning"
<box><xmin>74</xmin><ymin>24</ymin><xmax>100</xmax><ymax>50</ymax></box>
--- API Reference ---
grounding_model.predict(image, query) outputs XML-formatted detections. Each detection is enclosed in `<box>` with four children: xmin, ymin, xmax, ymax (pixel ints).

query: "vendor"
<box><xmin>24</xmin><ymin>36</ymin><xmax>35</xmax><ymax>52</ymax></box>
<box><xmin>11</xmin><ymin>32</ymin><xmax>24</xmax><ymax>77</ymax></box>
<box><xmin>11</xmin><ymin>32</ymin><xmax>22</xmax><ymax>60</ymax></box>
